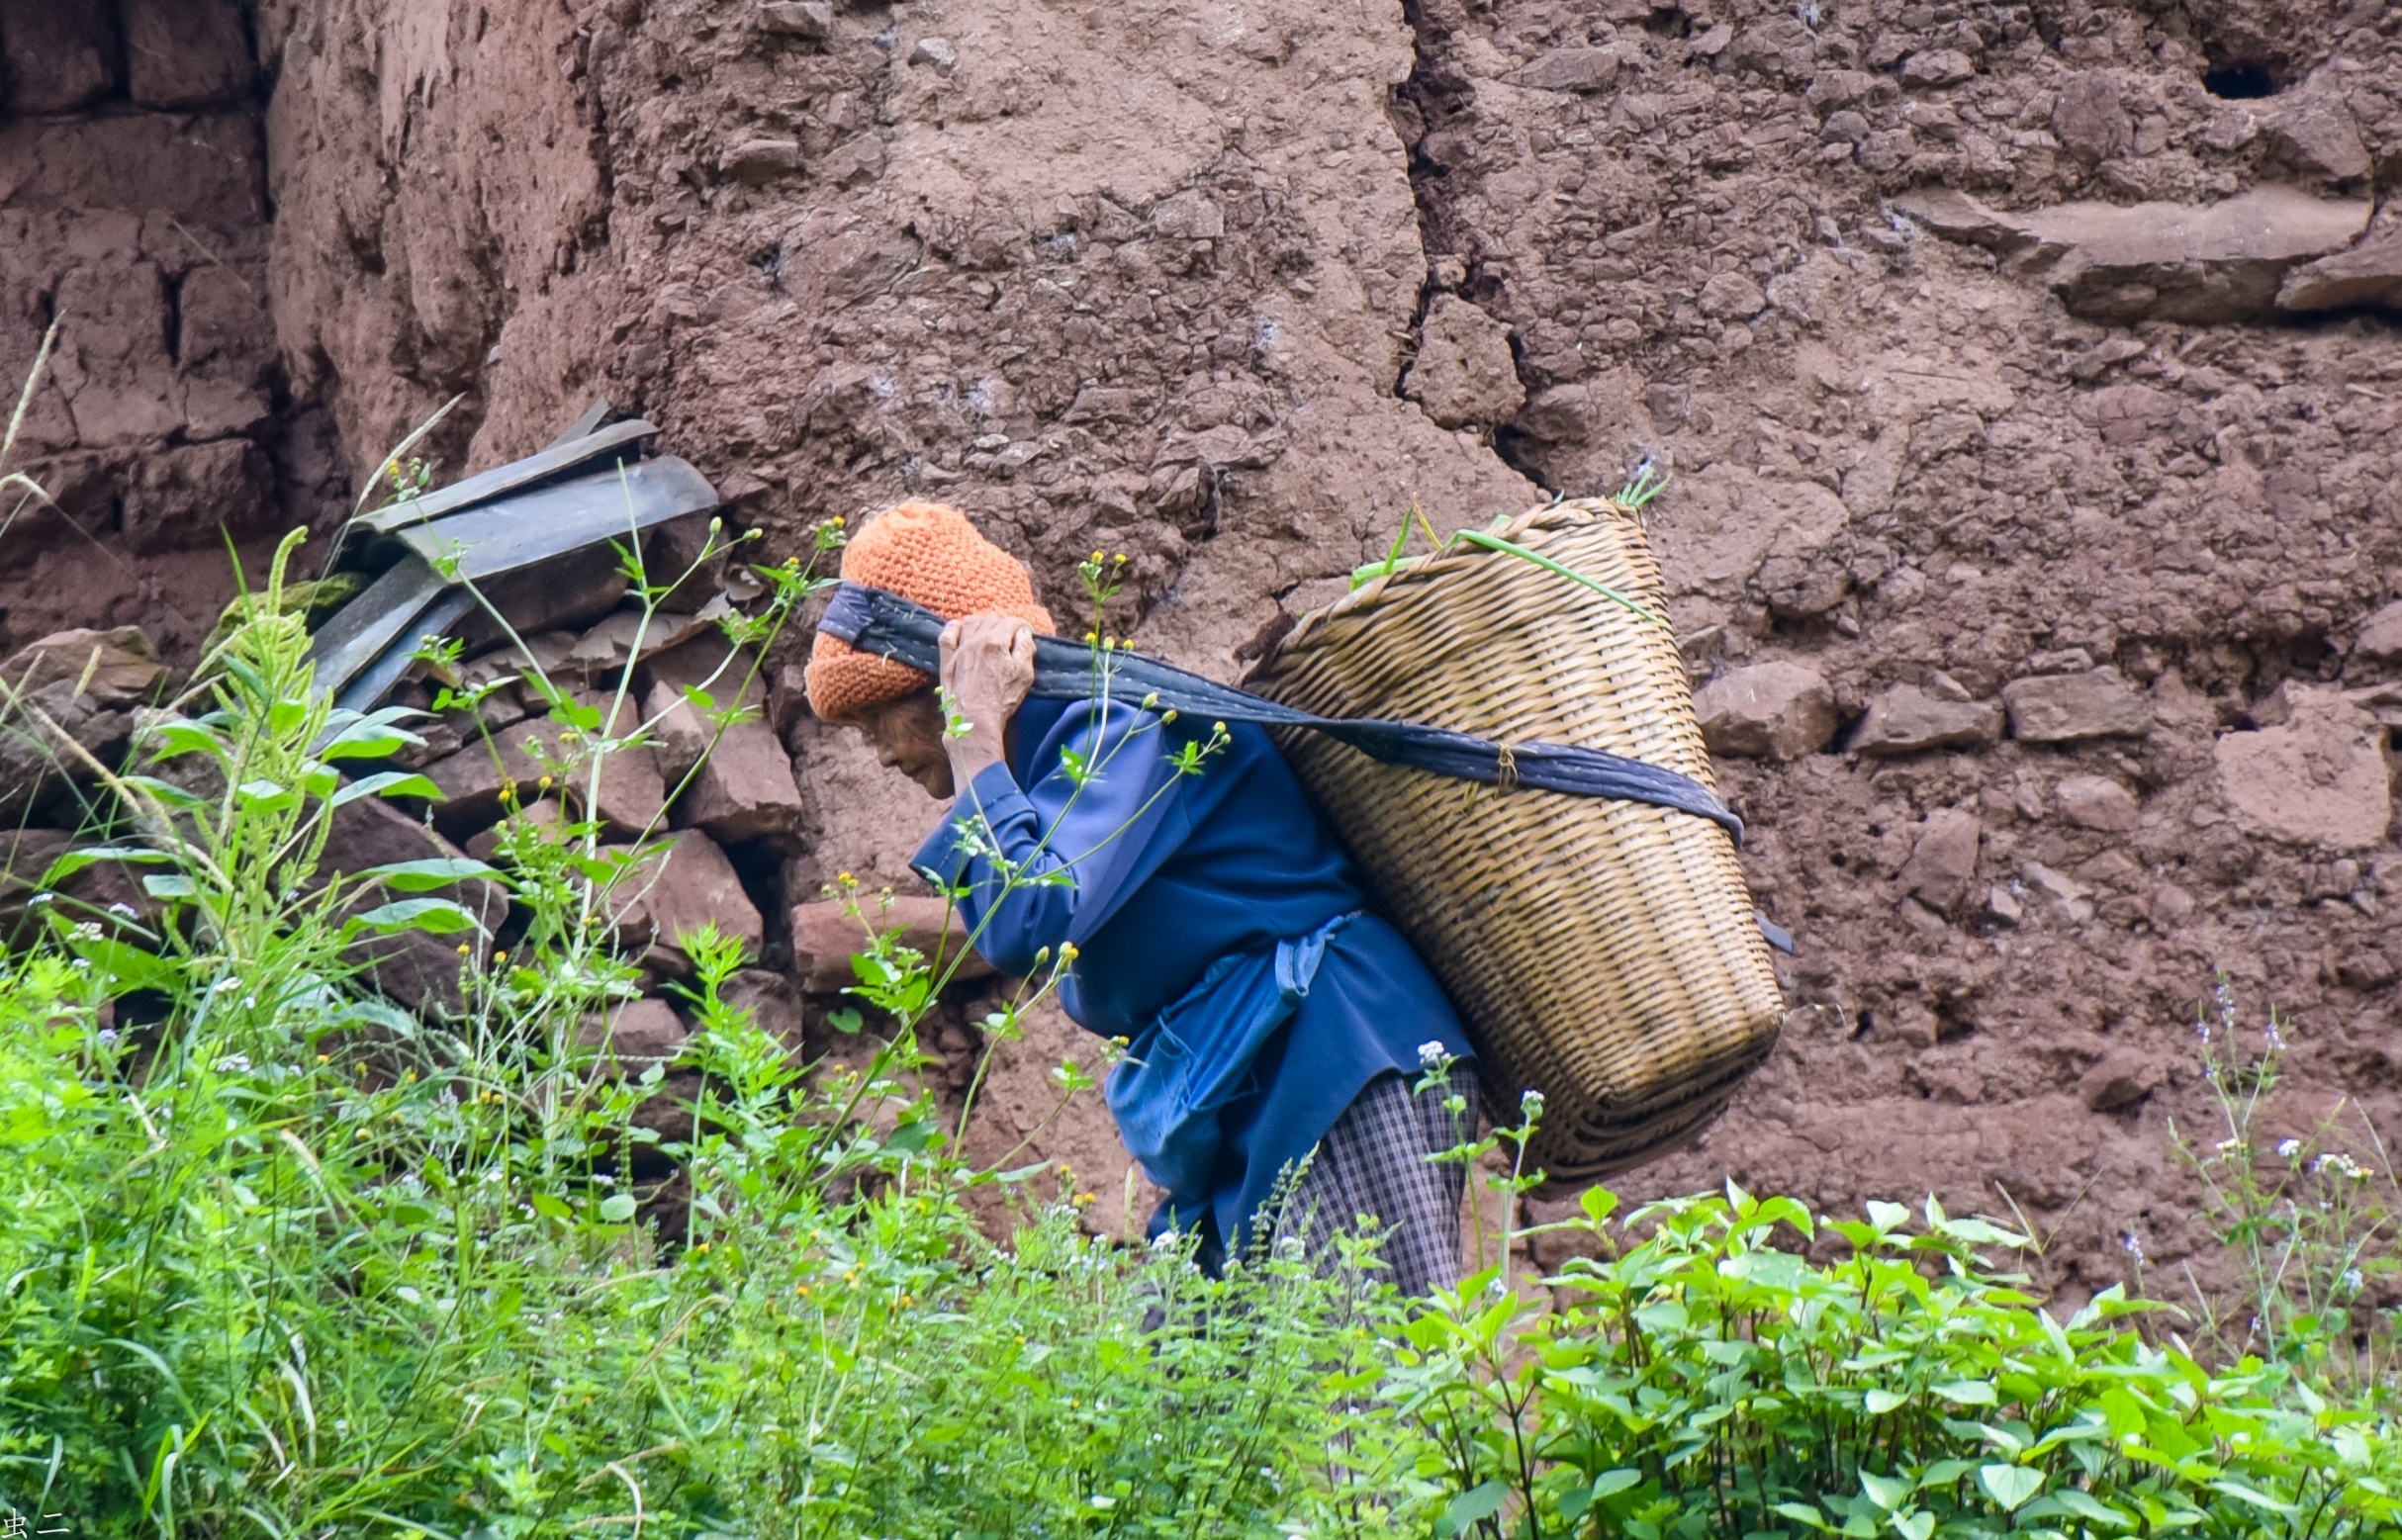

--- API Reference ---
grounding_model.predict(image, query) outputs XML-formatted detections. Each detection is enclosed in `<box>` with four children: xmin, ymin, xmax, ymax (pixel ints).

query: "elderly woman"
<box><xmin>804</xmin><ymin>501</ymin><xmax>1476</xmax><ymax>1292</ymax></box>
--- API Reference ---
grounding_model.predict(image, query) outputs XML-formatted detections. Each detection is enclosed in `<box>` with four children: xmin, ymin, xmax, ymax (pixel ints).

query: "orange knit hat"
<box><xmin>803</xmin><ymin>500</ymin><xmax>1056</xmax><ymax>722</ymax></box>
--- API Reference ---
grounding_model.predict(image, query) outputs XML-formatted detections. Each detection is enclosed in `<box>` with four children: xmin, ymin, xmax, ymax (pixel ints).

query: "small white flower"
<box><xmin>107</xmin><ymin>902</ymin><xmax>138</xmax><ymax>919</ymax></box>
<box><xmin>2215</xmin><ymin>1137</ymin><xmax>2246</xmax><ymax>1157</ymax></box>
<box><xmin>2277</xmin><ymin>1138</ymin><xmax>2303</xmax><ymax>1159</ymax></box>
<box><xmin>2122</xmin><ymin>1231</ymin><xmax>2146</xmax><ymax>1267</ymax></box>
<box><xmin>214</xmin><ymin>977</ymin><xmax>241</xmax><ymax>993</ymax></box>
<box><xmin>213</xmin><ymin>1053</ymin><xmax>252</xmax><ymax>1074</ymax></box>
<box><xmin>2342</xmin><ymin>1269</ymin><xmax>2365</xmax><ymax>1294</ymax></box>
<box><xmin>1417</xmin><ymin>1041</ymin><xmax>1447</xmax><ymax>1071</ymax></box>
<box><xmin>1520</xmin><ymin>1089</ymin><xmax>1545</xmax><ymax>1118</ymax></box>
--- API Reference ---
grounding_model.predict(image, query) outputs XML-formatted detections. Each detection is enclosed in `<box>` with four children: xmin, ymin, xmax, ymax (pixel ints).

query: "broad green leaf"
<box><xmin>1865</xmin><ymin>1200</ymin><xmax>1910</xmax><ymax>1232</ymax></box>
<box><xmin>344</xmin><ymin>898</ymin><xmax>481</xmax><ymax>937</ymax></box>
<box><xmin>364</xmin><ymin>857</ymin><xmax>500</xmax><ymax>892</ymax></box>
<box><xmin>1440</xmin><ymin>1480</ymin><xmax>1510</xmax><ymax>1535</ymax></box>
<box><xmin>529</xmin><ymin>1193</ymin><xmax>572</xmax><ymax>1223</ymax></box>
<box><xmin>1772</xmin><ymin>1501</ymin><xmax>1831</xmax><ymax>1531</ymax></box>
<box><xmin>598</xmin><ymin>1193</ymin><xmax>638</xmax><ymax>1223</ymax></box>
<box><xmin>1864</xmin><ymin>1389</ymin><xmax>1907</xmax><ymax>1415</ymax></box>
<box><xmin>140</xmin><ymin>872</ymin><xmax>197</xmax><ymax>900</ymax></box>
<box><xmin>1889</xmin><ymin>1509</ymin><xmax>1933</xmax><ymax>1540</ymax></box>
<box><xmin>1978</xmin><ymin>1465</ymin><xmax>2042</xmax><ymax>1511</ymax></box>
<box><xmin>2207</xmin><ymin>1481</ymin><xmax>2295</xmax><ymax>1516</ymax></box>
<box><xmin>46</xmin><ymin>846</ymin><xmax>174</xmax><ymax>884</ymax></box>
<box><xmin>2050</xmin><ymin>1490</ymin><xmax>2134</xmax><ymax>1528</ymax></box>
<box><xmin>53</xmin><ymin>931</ymin><xmax>178</xmax><ymax>993</ymax></box>
<box><xmin>1588</xmin><ymin>1470</ymin><xmax>1641</xmax><ymax>1500</ymax></box>
<box><xmin>233</xmin><ymin>777</ymin><xmax>299</xmax><ymax>810</ymax></box>
<box><xmin>320</xmin><ymin>726</ymin><xmax>423</xmax><ymax>762</ymax></box>
<box><xmin>1859</xmin><ymin>1471</ymin><xmax>1909</xmax><ymax>1511</ymax></box>
<box><xmin>1934</xmin><ymin>1380</ymin><xmax>1997</xmax><ymax>1406</ymax></box>
<box><xmin>334</xmin><ymin>771</ymin><xmax>445</xmax><ymax>805</ymax></box>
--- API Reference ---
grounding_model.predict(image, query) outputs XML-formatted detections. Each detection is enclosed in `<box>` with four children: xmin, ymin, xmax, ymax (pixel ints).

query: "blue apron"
<box><xmin>1105</xmin><ymin>912</ymin><xmax>1357</xmax><ymax>1203</ymax></box>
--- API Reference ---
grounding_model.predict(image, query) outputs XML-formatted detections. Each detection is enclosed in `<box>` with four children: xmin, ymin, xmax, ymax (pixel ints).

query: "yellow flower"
<box><xmin>1060</xmin><ymin>942</ymin><xmax>1080</xmax><ymax>961</ymax></box>
<box><xmin>796</xmin><ymin>1284</ymin><xmax>811</xmax><ymax>1298</ymax></box>
<box><xmin>457</xmin><ymin>944</ymin><xmax>473</xmax><ymax>956</ymax></box>
<box><xmin>537</xmin><ymin>775</ymin><xmax>553</xmax><ymax>789</ymax></box>
<box><xmin>693</xmin><ymin>1242</ymin><xmax>710</xmax><ymax>1254</ymax></box>
<box><xmin>317</xmin><ymin>1053</ymin><xmax>331</xmax><ymax>1064</ymax></box>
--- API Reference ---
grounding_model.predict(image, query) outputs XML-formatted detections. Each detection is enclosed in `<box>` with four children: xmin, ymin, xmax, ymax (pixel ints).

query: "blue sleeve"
<box><xmin>909</xmin><ymin>700</ymin><xmax>1191</xmax><ymax>975</ymax></box>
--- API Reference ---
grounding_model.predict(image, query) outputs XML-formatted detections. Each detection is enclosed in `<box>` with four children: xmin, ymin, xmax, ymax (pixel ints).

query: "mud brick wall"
<box><xmin>0</xmin><ymin>0</ymin><xmax>344</xmax><ymax>657</ymax></box>
<box><xmin>3</xmin><ymin>0</ymin><xmax>2399</xmax><ymax>1300</ymax></box>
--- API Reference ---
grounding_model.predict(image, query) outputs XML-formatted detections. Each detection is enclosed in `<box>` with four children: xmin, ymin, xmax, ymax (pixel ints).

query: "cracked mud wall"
<box><xmin>7</xmin><ymin>0</ymin><xmax>2401</xmax><ymax>1297</ymax></box>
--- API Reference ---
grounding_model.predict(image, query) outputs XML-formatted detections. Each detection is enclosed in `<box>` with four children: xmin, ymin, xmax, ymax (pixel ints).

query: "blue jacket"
<box><xmin>911</xmin><ymin>695</ymin><xmax>1472</xmax><ymax>1252</ymax></box>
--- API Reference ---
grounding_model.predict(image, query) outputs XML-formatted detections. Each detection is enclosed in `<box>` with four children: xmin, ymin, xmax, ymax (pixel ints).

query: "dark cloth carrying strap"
<box><xmin>817</xmin><ymin>582</ymin><xmax>1745</xmax><ymax>842</ymax></box>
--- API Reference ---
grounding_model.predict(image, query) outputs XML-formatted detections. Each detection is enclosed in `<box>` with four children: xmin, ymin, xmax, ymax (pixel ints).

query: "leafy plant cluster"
<box><xmin>0</xmin><ymin>412</ymin><xmax>2396</xmax><ymax>1536</ymax></box>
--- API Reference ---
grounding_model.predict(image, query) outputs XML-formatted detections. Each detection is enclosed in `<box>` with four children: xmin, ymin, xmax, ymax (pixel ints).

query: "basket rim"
<box><xmin>1251</xmin><ymin>497</ymin><xmax>1643</xmax><ymax>678</ymax></box>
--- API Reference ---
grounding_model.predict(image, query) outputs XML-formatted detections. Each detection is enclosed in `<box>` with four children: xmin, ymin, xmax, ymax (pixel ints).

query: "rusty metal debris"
<box><xmin>306</xmin><ymin>406</ymin><xmax>719</xmax><ymax>711</ymax></box>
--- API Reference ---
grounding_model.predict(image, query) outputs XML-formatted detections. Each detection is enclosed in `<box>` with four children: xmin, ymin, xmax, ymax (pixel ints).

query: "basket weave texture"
<box><xmin>1247</xmin><ymin>498</ymin><xmax>1783</xmax><ymax>1186</ymax></box>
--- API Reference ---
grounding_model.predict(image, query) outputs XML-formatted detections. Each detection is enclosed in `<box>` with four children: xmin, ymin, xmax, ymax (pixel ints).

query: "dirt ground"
<box><xmin>3</xmin><ymin>0</ymin><xmax>2399</xmax><ymax>1303</ymax></box>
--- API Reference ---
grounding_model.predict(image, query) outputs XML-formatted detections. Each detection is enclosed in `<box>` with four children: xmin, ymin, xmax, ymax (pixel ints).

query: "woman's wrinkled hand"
<box><xmin>939</xmin><ymin>612</ymin><xmax>1035</xmax><ymax>783</ymax></box>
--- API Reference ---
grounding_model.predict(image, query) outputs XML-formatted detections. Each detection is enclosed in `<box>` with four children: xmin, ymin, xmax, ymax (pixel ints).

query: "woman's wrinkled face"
<box><xmin>851</xmin><ymin>688</ymin><xmax>955</xmax><ymax>799</ymax></box>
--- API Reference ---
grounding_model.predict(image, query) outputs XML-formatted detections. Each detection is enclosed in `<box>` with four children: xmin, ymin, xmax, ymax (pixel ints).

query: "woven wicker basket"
<box><xmin>1247</xmin><ymin>498</ymin><xmax>1783</xmax><ymax>1187</ymax></box>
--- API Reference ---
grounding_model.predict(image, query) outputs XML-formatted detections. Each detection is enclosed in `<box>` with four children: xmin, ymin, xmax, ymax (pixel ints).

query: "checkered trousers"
<box><xmin>1266</xmin><ymin>1069</ymin><xmax>1479</xmax><ymax>1296</ymax></box>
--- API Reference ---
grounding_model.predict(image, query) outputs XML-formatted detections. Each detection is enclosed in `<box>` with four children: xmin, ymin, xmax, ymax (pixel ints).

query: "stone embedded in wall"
<box><xmin>1693</xmin><ymin>661</ymin><xmax>1836</xmax><ymax>762</ymax></box>
<box><xmin>2054</xmin><ymin>773</ymin><xmax>2141</xmax><ymax>832</ymax></box>
<box><xmin>617</xmin><ymin>830</ymin><xmax>765</xmax><ymax>974</ymax></box>
<box><xmin>2213</xmin><ymin>686</ymin><xmax>2393</xmax><ymax>853</ymax></box>
<box><xmin>2262</xmin><ymin>89</ymin><xmax>2371</xmax><ymax>184</ymax></box>
<box><xmin>1893</xmin><ymin>186</ymin><xmax>2371</xmax><ymax>324</ymax></box>
<box><xmin>0</xmin><ymin>1</ymin><xmax>123</xmax><ymax>114</ymax></box>
<box><xmin>120</xmin><ymin>439</ymin><xmax>273</xmax><ymax>553</ymax></box>
<box><xmin>2077</xmin><ymin>1047</ymin><xmax>2158</xmax><ymax>1112</ymax></box>
<box><xmin>1848</xmin><ymin>685</ymin><xmax>2003</xmax><ymax>756</ymax></box>
<box><xmin>1402</xmin><ymin>295</ymin><xmax>1524</xmax><ymax>429</ymax></box>
<box><xmin>791</xmin><ymin>896</ymin><xmax>994</xmax><ymax>994</ymax></box>
<box><xmin>2050</xmin><ymin>72</ymin><xmax>2129</xmax><ymax>165</ymax></box>
<box><xmin>0</xmin><ymin>679</ymin><xmax>132</xmax><ymax>823</ymax></box>
<box><xmin>2001</xmin><ymin>668</ymin><xmax>2153</xmax><ymax>744</ymax></box>
<box><xmin>579</xmin><ymin>997</ymin><xmax>691</xmax><ymax>1073</ymax></box>
<box><xmin>1503</xmin><ymin>47</ymin><xmax>1620</xmax><ymax>94</ymax></box>
<box><xmin>721</xmin><ymin>137</ymin><xmax>802</xmax><ymax>183</ymax></box>
<box><xmin>2355</xmin><ymin>600</ymin><xmax>2402</xmax><ymax>663</ymax></box>
<box><xmin>2279</xmin><ymin>229</ymin><xmax>2402</xmax><ymax>315</ymax></box>
<box><xmin>120</xmin><ymin>0</ymin><xmax>253</xmax><ymax>111</ymax></box>
<box><xmin>1894</xmin><ymin>807</ymin><xmax>1981</xmax><ymax>912</ymax></box>
<box><xmin>758</xmin><ymin>2</ymin><xmax>835</xmax><ymax>43</ymax></box>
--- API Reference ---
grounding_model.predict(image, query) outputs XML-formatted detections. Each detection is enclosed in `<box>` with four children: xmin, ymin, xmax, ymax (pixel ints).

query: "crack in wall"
<box><xmin>1388</xmin><ymin>0</ymin><xmax>1558</xmax><ymax>496</ymax></box>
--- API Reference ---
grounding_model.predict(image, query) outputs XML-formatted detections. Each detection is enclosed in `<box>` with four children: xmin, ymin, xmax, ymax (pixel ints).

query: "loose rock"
<box><xmin>0</xmin><ymin>627</ymin><xmax>166</xmax><ymax>706</ymax></box>
<box><xmin>1847</xmin><ymin>685</ymin><xmax>2003</xmax><ymax>756</ymax></box>
<box><xmin>1894</xmin><ymin>807</ymin><xmax>1981</xmax><ymax>911</ymax></box>
<box><xmin>1693</xmin><ymin>661</ymin><xmax>1836</xmax><ymax>762</ymax></box>
<box><xmin>1698</xmin><ymin>272</ymin><xmax>1767</xmax><ymax>321</ymax></box>
<box><xmin>2002</xmin><ymin>668</ymin><xmax>2153</xmax><ymax>743</ymax></box>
